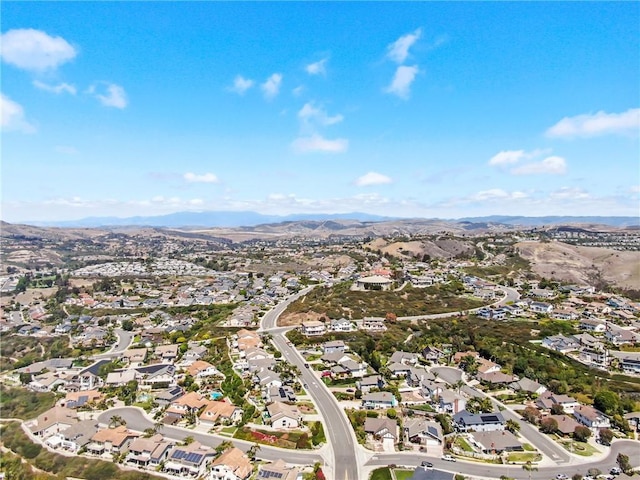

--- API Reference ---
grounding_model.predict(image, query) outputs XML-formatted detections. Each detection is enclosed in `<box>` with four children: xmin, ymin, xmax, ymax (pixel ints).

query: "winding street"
<box><xmin>96</xmin><ymin>407</ymin><xmax>323</xmax><ymax>465</ymax></box>
<box><xmin>89</xmin><ymin>284</ymin><xmax>638</xmax><ymax>480</ymax></box>
<box><xmin>260</xmin><ymin>286</ymin><xmax>361</xmax><ymax>480</ymax></box>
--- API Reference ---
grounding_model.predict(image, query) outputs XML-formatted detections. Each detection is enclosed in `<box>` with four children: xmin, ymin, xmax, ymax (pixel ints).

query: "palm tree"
<box><xmin>247</xmin><ymin>443</ymin><xmax>261</xmax><ymax>460</ymax></box>
<box><xmin>454</xmin><ymin>379</ymin><xmax>465</xmax><ymax>393</ymax></box>
<box><xmin>108</xmin><ymin>415</ymin><xmax>126</xmax><ymax>428</ymax></box>
<box><xmin>215</xmin><ymin>440</ymin><xmax>233</xmax><ymax>455</ymax></box>
<box><xmin>522</xmin><ymin>460</ymin><xmax>538</xmax><ymax>480</ymax></box>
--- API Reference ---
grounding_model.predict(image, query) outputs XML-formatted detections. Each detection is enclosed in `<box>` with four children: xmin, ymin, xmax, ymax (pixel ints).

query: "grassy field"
<box><xmin>369</xmin><ymin>467</ymin><xmax>392</xmax><ymax>480</ymax></box>
<box><xmin>282</xmin><ymin>282</ymin><xmax>485</xmax><ymax>321</ymax></box>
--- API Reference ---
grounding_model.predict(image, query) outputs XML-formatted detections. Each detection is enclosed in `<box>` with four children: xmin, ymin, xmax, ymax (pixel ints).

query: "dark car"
<box><xmin>420</xmin><ymin>461</ymin><xmax>434</xmax><ymax>468</ymax></box>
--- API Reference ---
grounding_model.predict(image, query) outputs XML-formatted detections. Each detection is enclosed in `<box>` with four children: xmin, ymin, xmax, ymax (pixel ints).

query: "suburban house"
<box><xmin>136</xmin><ymin>364</ymin><xmax>176</xmax><ymax>388</ymax></box>
<box><xmin>536</xmin><ymin>392</ymin><xmax>580</xmax><ymax>414</ymax></box>
<box><xmin>546</xmin><ymin>415</ymin><xmax>581</xmax><ymax>436</ymax></box>
<box><xmin>267</xmin><ymin>385</ymin><xmax>297</xmax><ymax>404</ymax></box>
<box><xmin>257</xmin><ymin>460</ymin><xmax>301</xmax><ymax>480</ymax></box>
<box><xmin>199</xmin><ymin>400</ymin><xmax>243</xmax><ymax>427</ymax></box>
<box><xmin>470</xmin><ymin>430</ymin><xmax>523</xmax><ymax>454</ymax></box>
<box><xmin>60</xmin><ymin>390</ymin><xmax>103</xmax><ymax>409</ymax></box>
<box><xmin>403</xmin><ymin>418</ymin><xmax>443</xmax><ymax>447</ymax></box>
<box><xmin>27</xmin><ymin>406</ymin><xmax>78</xmax><ymax>438</ymax></box>
<box><xmin>163</xmin><ymin>441</ymin><xmax>216</xmax><ymax>477</ymax></box>
<box><xmin>509</xmin><ymin>378</ymin><xmax>546</xmax><ymax>396</ymax></box>
<box><xmin>437</xmin><ymin>389</ymin><xmax>466</xmax><ymax>415</ymax></box>
<box><xmin>573</xmin><ymin>405</ymin><xmax>611</xmax><ymax>431</ymax></box>
<box><xmin>610</xmin><ymin>351</ymin><xmax>640</xmax><ymax>374</ymax></box>
<box><xmin>209</xmin><ymin>447</ymin><xmax>253</xmax><ymax>480</ymax></box>
<box><xmin>155</xmin><ymin>344</ymin><xmax>179</xmax><ymax>363</ymax></box>
<box><xmin>357</xmin><ymin>375</ymin><xmax>385</xmax><ymax>394</ymax></box>
<box><xmin>529</xmin><ymin>302</ymin><xmax>553</xmax><ymax>314</ymax></box>
<box><xmin>362</xmin><ymin>391</ymin><xmax>398</xmax><ymax>410</ymax></box>
<box><xmin>330</xmin><ymin>318</ymin><xmax>354</xmax><ymax>332</ymax></box>
<box><xmin>46</xmin><ymin>419</ymin><xmax>98</xmax><ymax>452</ymax></box>
<box><xmin>165</xmin><ymin>392</ymin><xmax>211</xmax><ymax>422</ymax></box>
<box><xmin>266</xmin><ymin>401</ymin><xmax>303</xmax><ymax>429</ymax></box>
<box><xmin>364</xmin><ymin>417</ymin><xmax>398</xmax><ymax>449</ymax></box>
<box><xmin>300</xmin><ymin>320</ymin><xmax>326</xmax><ymax>336</ymax></box>
<box><xmin>186</xmin><ymin>360</ymin><xmax>220</xmax><ymax>379</ymax></box>
<box><xmin>87</xmin><ymin>426</ymin><xmax>139</xmax><ymax>455</ymax></box>
<box><xmin>452</xmin><ymin>410</ymin><xmax>506</xmax><ymax>432</ymax></box>
<box><xmin>361</xmin><ymin>317</ymin><xmax>386</xmax><ymax>331</ymax></box>
<box><xmin>125</xmin><ymin>435</ymin><xmax>172</xmax><ymax>469</ymax></box>
<box><xmin>323</xmin><ymin>340</ymin><xmax>346</xmax><ymax>354</ymax></box>
<box><xmin>121</xmin><ymin>348</ymin><xmax>148</xmax><ymax>367</ymax></box>
<box><xmin>65</xmin><ymin>371</ymin><xmax>104</xmax><ymax>392</ymax></box>
<box><xmin>422</xmin><ymin>346</ymin><xmax>445</xmax><ymax>363</ymax></box>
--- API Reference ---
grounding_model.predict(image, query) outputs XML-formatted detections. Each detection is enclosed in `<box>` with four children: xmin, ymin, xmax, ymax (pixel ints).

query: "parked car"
<box><xmin>610</xmin><ymin>467</ymin><xmax>622</xmax><ymax>476</ymax></box>
<box><xmin>420</xmin><ymin>461</ymin><xmax>433</xmax><ymax>468</ymax></box>
<box><xmin>441</xmin><ymin>454</ymin><xmax>456</xmax><ymax>462</ymax></box>
<box><xmin>555</xmin><ymin>475</ymin><xmax>569</xmax><ymax>480</ymax></box>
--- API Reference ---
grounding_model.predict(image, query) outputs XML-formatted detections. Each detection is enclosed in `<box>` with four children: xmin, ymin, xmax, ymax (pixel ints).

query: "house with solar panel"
<box><xmin>163</xmin><ymin>441</ymin><xmax>216</xmax><ymax>477</ymax></box>
<box><xmin>256</xmin><ymin>459</ymin><xmax>301</xmax><ymax>480</ymax></box>
<box><xmin>452</xmin><ymin>410</ymin><xmax>506</xmax><ymax>433</ymax></box>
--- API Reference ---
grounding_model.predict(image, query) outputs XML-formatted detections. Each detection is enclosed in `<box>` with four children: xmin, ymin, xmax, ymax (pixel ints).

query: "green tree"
<box><xmin>522</xmin><ymin>461</ymin><xmax>538</xmax><ymax>480</ymax></box>
<box><xmin>598</xmin><ymin>428</ymin><xmax>613</xmax><ymax>445</ymax></box>
<box><xmin>617</xmin><ymin>453</ymin><xmax>632</xmax><ymax>474</ymax></box>
<box><xmin>539</xmin><ymin>417</ymin><xmax>558</xmax><ymax>434</ymax></box>
<box><xmin>593</xmin><ymin>390</ymin><xmax>620</xmax><ymax>416</ymax></box>
<box><xmin>573</xmin><ymin>425</ymin><xmax>591</xmax><ymax>442</ymax></box>
<box><xmin>506</xmin><ymin>419</ymin><xmax>520</xmax><ymax>433</ymax></box>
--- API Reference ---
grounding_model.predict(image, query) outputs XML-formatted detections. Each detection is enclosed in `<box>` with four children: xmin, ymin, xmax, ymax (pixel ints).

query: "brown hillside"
<box><xmin>516</xmin><ymin>241</ymin><xmax>640</xmax><ymax>289</ymax></box>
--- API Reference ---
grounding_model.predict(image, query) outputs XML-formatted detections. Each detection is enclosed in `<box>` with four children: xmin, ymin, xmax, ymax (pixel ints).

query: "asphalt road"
<box><xmin>93</xmin><ymin>328</ymin><xmax>135</xmax><ymax>359</ymax></box>
<box><xmin>261</xmin><ymin>286</ymin><xmax>360</xmax><ymax>480</ymax></box>
<box><xmin>97</xmin><ymin>407</ymin><xmax>323</xmax><ymax>465</ymax></box>
<box><xmin>433</xmin><ymin>365</ymin><xmax>572</xmax><ymax>465</ymax></box>
<box><xmin>366</xmin><ymin>439</ymin><xmax>640</xmax><ymax>480</ymax></box>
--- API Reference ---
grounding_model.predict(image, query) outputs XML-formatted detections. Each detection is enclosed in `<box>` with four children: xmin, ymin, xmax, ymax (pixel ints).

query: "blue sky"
<box><xmin>2</xmin><ymin>2</ymin><xmax>639</xmax><ymax>223</ymax></box>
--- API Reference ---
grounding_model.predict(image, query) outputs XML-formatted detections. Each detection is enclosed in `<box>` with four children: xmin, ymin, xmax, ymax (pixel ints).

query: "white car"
<box><xmin>441</xmin><ymin>454</ymin><xmax>456</xmax><ymax>462</ymax></box>
<box><xmin>555</xmin><ymin>475</ymin><xmax>569</xmax><ymax>480</ymax></box>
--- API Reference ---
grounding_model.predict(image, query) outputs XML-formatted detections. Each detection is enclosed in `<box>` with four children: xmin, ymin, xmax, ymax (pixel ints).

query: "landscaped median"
<box><xmin>233</xmin><ymin>420</ymin><xmax>325</xmax><ymax>449</ymax></box>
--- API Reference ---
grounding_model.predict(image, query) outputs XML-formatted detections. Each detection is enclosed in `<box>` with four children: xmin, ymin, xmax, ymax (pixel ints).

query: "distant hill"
<box><xmin>28</xmin><ymin>211</ymin><xmax>394</xmax><ymax>228</ymax></box>
<box><xmin>21</xmin><ymin>212</ymin><xmax>639</xmax><ymax>229</ymax></box>
<box><xmin>458</xmin><ymin>215</ymin><xmax>639</xmax><ymax>228</ymax></box>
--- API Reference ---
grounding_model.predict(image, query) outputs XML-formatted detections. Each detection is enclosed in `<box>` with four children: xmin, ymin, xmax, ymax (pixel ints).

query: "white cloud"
<box><xmin>386</xmin><ymin>28</ymin><xmax>422</xmax><ymax>64</ymax></box>
<box><xmin>33</xmin><ymin>80</ymin><xmax>77</xmax><ymax>95</ymax></box>
<box><xmin>385</xmin><ymin>65</ymin><xmax>419</xmax><ymax>99</ymax></box>
<box><xmin>355</xmin><ymin>172</ymin><xmax>393</xmax><ymax>187</ymax></box>
<box><xmin>488</xmin><ymin>150</ymin><xmax>526</xmax><ymax>166</ymax></box>
<box><xmin>292</xmin><ymin>85</ymin><xmax>305</xmax><ymax>97</ymax></box>
<box><xmin>183</xmin><ymin>172</ymin><xmax>220</xmax><ymax>183</ymax></box>
<box><xmin>630</xmin><ymin>185</ymin><xmax>640</xmax><ymax>194</ymax></box>
<box><xmin>546</xmin><ymin>108</ymin><xmax>640</xmax><ymax>138</ymax></box>
<box><xmin>511</xmin><ymin>155</ymin><xmax>567</xmax><ymax>175</ymax></box>
<box><xmin>306</xmin><ymin>58</ymin><xmax>328</xmax><ymax>75</ymax></box>
<box><xmin>488</xmin><ymin>148</ymin><xmax>551</xmax><ymax>167</ymax></box>
<box><xmin>1</xmin><ymin>93</ymin><xmax>36</xmax><ymax>133</ymax></box>
<box><xmin>470</xmin><ymin>189</ymin><xmax>528</xmax><ymax>201</ymax></box>
<box><xmin>261</xmin><ymin>73</ymin><xmax>282</xmax><ymax>99</ymax></box>
<box><xmin>291</xmin><ymin>134</ymin><xmax>348</xmax><ymax>154</ymax></box>
<box><xmin>228</xmin><ymin>75</ymin><xmax>254</xmax><ymax>95</ymax></box>
<box><xmin>0</xmin><ymin>28</ymin><xmax>77</xmax><ymax>71</ymax></box>
<box><xmin>298</xmin><ymin>102</ymin><xmax>343</xmax><ymax>127</ymax></box>
<box><xmin>90</xmin><ymin>83</ymin><xmax>127</xmax><ymax>109</ymax></box>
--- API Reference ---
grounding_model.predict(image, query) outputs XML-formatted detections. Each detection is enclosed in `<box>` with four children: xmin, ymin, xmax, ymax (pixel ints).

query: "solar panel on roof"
<box><xmin>171</xmin><ymin>449</ymin><xmax>184</xmax><ymax>459</ymax></box>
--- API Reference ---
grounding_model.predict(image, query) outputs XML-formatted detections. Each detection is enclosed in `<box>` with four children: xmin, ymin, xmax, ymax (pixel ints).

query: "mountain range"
<box><xmin>22</xmin><ymin>211</ymin><xmax>640</xmax><ymax>229</ymax></box>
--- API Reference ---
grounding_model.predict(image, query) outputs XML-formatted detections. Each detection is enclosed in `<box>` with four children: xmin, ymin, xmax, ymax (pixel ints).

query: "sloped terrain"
<box><xmin>516</xmin><ymin>241</ymin><xmax>640</xmax><ymax>289</ymax></box>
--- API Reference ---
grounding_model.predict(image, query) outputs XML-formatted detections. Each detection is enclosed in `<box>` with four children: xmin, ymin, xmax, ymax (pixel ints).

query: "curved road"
<box><xmin>96</xmin><ymin>407</ymin><xmax>323</xmax><ymax>465</ymax></box>
<box><xmin>366</xmin><ymin>439</ymin><xmax>639</xmax><ymax>480</ymax></box>
<box><xmin>261</xmin><ymin>286</ymin><xmax>361</xmax><ymax>480</ymax></box>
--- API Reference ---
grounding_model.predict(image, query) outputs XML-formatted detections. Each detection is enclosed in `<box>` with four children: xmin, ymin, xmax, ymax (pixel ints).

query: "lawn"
<box><xmin>393</xmin><ymin>470</ymin><xmax>415</xmax><ymax>480</ymax></box>
<box><xmin>455</xmin><ymin>436</ymin><xmax>474</xmax><ymax>452</ymax></box>
<box><xmin>369</xmin><ymin>467</ymin><xmax>392</xmax><ymax>480</ymax></box>
<box><xmin>559</xmin><ymin>440</ymin><xmax>600</xmax><ymax>456</ymax></box>
<box><xmin>219</xmin><ymin>426</ymin><xmax>237</xmax><ymax>437</ymax></box>
<box><xmin>506</xmin><ymin>452</ymin><xmax>542</xmax><ymax>463</ymax></box>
